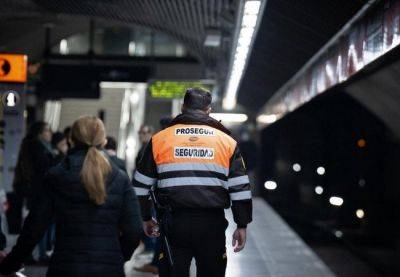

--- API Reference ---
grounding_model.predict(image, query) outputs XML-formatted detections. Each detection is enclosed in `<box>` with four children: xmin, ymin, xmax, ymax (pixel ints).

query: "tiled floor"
<box><xmin>16</xmin><ymin>198</ymin><xmax>333</xmax><ymax>276</ymax></box>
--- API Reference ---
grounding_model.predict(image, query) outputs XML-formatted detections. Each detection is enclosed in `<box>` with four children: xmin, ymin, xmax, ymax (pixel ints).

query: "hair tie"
<box><xmin>88</xmin><ymin>144</ymin><xmax>101</xmax><ymax>149</ymax></box>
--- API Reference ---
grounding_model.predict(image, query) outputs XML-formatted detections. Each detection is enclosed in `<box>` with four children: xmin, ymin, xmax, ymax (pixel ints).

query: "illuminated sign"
<box><xmin>149</xmin><ymin>81</ymin><xmax>213</xmax><ymax>99</ymax></box>
<box><xmin>0</xmin><ymin>54</ymin><xmax>27</xmax><ymax>83</ymax></box>
<box><xmin>2</xmin><ymin>90</ymin><xmax>20</xmax><ymax>108</ymax></box>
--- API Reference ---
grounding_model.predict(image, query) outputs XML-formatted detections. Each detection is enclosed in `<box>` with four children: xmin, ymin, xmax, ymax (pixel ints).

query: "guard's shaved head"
<box><xmin>182</xmin><ymin>88</ymin><xmax>212</xmax><ymax>113</ymax></box>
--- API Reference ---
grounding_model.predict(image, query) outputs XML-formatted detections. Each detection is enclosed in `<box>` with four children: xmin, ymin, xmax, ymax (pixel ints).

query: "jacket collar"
<box><xmin>64</xmin><ymin>146</ymin><xmax>119</xmax><ymax>183</ymax></box>
<box><xmin>169</xmin><ymin>111</ymin><xmax>231</xmax><ymax>135</ymax></box>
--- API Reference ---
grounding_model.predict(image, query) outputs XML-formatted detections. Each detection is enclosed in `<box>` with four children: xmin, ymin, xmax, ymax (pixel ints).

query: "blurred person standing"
<box><xmin>0</xmin><ymin>116</ymin><xmax>142</xmax><ymax>277</ymax></box>
<box><xmin>51</xmin><ymin>132</ymin><xmax>68</xmax><ymax>163</ymax></box>
<box><xmin>105</xmin><ymin>136</ymin><xmax>126</xmax><ymax>172</ymax></box>
<box><xmin>63</xmin><ymin>126</ymin><xmax>72</xmax><ymax>150</ymax></box>
<box><xmin>135</xmin><ymin>125</ymin><xmax>154</xmax><ymax>168</ymax></box>
<box><xmin>133</xmin><ymin>88</ymin><xmax>253</xmax><ymax>277</ymax></box>
<box><xmin>12</xmin><ymin>122</ymin><xmax>56</xmax><ymax>262</ymax></box>
<box><xmin>134</xmin><ymin>124</ymin><xmax>158</xmax><ymax>274</ymax></box>
<box><xmin>36</xmin><ymin>131</ymin><xmax>70</xmax><ymax>262</ymax></box>
<box><xmin>12</xmin><ymin>122</ymin><xmax>55</xmax><ymax>220</ymax></box>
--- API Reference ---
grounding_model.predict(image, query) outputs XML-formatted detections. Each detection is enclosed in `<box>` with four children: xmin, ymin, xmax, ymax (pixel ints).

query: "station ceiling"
<box><xmin>0</xmin><ymin>0</ymin><xmax>239</xmax><ymax>66</ymax></box>
<box><xmin>1</xmin><ymin>0</ymin><xmax>367</xmax><ymax>113</ymax></box>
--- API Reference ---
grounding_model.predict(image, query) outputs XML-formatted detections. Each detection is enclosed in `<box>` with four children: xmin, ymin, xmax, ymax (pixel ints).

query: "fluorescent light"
<box><xmin>292</xmin><ymin>163</ymin><xmax>301</xmax><ymax>172</ymax></box>
<box><xmin>244</xmin><ymin>0</ymin><xmax>261</xmax><ymax>14</ymax></box>
<box><xmin>60</xmin><ymin>39</ymin><xmax>69</xmax><ymax>55</ymax></box>
<box><xmin>222</xmin><ymin>97</ymin><xmax>236</xmax><ymax>110</ymax></box>
<box><xmin>242</xmin><ymin>14</ymin><xmax>258</xmax><ymax>28</ymax></box>
<box><xmin>100</xmin><ymin>82</ymin><xmax>147</xmax><ymax>89</ymax></box>
<box><xmin>223</xmin><ymin>0</ymin><xmax>263</xmax><ymax>110</ymax></box>
<box><xmin>329</xmin><ymin>196</ymin><xmax>343</xmax><ymax>206</ymax></box>
<box><xmin>239</xmin><ymin>27</ymin><xmax>255</xmax><ymax>38</ymax></box>
<box><xmin>235</xmin><ymin>51</ymin><xmax>246</xmax><ymax>61</ymax></box>
<box><xmin>128</xmin><ymin>41</ymin><xmax>136</xmax><ymax>56</ymax></box>
<box><xmin>356</xmin><ymin>209</ymin><xmax>365</xmax><ymax>219</ymax></box>
<box><xmin>315</xmin><ymin>186</ymin><xmax>324</xmax><ymax>195</ymax></box>
<box><xmin>238</xmin><ymin>34</ymin><xmax>252</xmax><ymax>47</ymax></box>
<box><xmin>264</xmin><ymin>180</ymin><xmax>277</xmax><ymax>190</ymax></box>
<box><xmin>257</xmin><ymin>114</ymin><xmax>277</xmax><ymax>124</ymax></box>
<box><xmin>317</xmin><ymin>166</ymin><xmax>325</xmax><ymax>175</ymax></box>
<box><xmin>210</xmin><ymin>113</ymin><xmax>248</xmax><ymax>123</ymax></box>
<box><xmin>236</xmin><ymin>44</ymin><xmax>250</xmax><ymax>55</ymax></box>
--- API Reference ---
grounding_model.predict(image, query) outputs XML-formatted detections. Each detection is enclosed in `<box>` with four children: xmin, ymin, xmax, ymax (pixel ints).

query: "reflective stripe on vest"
<box><xmin>157</xmin><ymin>162</ymin><xmax>229</xmax><ymax>176</ymax></box>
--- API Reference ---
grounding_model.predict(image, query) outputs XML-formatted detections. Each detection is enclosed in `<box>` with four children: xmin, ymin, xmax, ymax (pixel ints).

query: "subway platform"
<box><xmin>15</xmin><ymin>198</ymin><xmax>333</xmax><ymax>277</ymax></box>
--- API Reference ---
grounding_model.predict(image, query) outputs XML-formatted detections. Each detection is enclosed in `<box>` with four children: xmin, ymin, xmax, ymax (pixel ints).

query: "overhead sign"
<box><xmin>258</xmin><ymin>0</ymin><xmax>400</xmax><ymax>124</ymax></box>
<box><xmin>149</xmin><ymin>80</ymin><xmax>214</xmax><ymax>99</ymax></box>
<box><xmin>0</xmin><ymin>54</ymin><xmax>27</xmax><ymax>83</ymax></box>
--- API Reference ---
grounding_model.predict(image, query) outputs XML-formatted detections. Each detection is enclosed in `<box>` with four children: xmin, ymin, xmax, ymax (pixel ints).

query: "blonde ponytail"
<box><xmin>71</xmin><ymin>116</ymin><xmax>111</xmax><ymax>205</ymax></box>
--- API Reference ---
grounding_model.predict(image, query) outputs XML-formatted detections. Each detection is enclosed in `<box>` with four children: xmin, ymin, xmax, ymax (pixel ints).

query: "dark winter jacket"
<box><xmin>109</xmin><ymin>155</ymin><xmax>127</xmax><ymax>173</ymax></box>
<box><xmin>0</xmin><ymin>147</ymin><xmax>142</xmax><ymax>277</ymax></box>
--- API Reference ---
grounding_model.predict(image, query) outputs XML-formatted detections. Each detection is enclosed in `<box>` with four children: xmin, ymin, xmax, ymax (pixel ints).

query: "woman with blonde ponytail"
<box><xmin>0</xmin><ymin>116</ymin><xmax>142</xmax><ymax>277</ymax></box>
<box><xmin>71</xmin><ymin>116</ymin><xmax>111</xmax><ymax>205</ymax></box>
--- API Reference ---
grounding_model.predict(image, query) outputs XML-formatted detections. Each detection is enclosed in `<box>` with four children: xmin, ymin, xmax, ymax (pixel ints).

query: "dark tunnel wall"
<box><xmin>347</xmin><ymin>54</ymin><xmax>400</xmax><ymax>138</ymax></box>
<box><xmin>258</xmin><ymin>90</ymin><xmax>400</xmax><ymax>274</ymax></box>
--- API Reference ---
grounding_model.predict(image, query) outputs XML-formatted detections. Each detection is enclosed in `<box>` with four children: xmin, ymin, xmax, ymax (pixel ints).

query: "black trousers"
<box><xmin>159</xmin><ymin>209</ymin><xmax>228</xmax><ymax>277</ymax></box>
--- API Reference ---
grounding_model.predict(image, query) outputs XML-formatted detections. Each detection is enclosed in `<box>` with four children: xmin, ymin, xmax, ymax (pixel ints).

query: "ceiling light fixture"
<box><xmin>210</xmin><ymin>113</ymin><xmax>248</xmax><ymax>123</ymax></box>
<box><xmin>204</xmin><ymin>29</ymin><xmax>222</xmax><ymax>47</ymax></box>
<box><xmin>257</xmin><ymin>114</ymin><xmax>278</xmax><ymax>124</ymax></box>
<box><xmin>223</xmin><ymin>0</ymin><xmax>265</xmax><ymax>110</ymax></box>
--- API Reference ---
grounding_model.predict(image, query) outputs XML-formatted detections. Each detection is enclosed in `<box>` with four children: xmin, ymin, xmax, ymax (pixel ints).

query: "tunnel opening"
<box><xmin>259</xmin><ymin>89</ymin><xmax>400</xmax><ymax>276</ymax></box>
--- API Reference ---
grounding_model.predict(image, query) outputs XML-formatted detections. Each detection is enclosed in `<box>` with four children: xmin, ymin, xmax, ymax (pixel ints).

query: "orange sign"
<box><xmin>0</xmin><ymin>54</ymin><xmax>27</xmax><ymax>83</ymax></box>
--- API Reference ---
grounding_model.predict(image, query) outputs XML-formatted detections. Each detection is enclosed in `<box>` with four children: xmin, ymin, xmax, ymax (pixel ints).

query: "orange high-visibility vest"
<box><xmin>152</xmin><ymin>124</ymin><xmax>237</xmax><ymax>170</ymax></box>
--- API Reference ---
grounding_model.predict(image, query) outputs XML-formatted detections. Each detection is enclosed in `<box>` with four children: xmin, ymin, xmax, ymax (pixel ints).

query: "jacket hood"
<box><xmin>169</xmin><ymin>111</ymin><xmax>231</xmax><ymax>135</ymax></box>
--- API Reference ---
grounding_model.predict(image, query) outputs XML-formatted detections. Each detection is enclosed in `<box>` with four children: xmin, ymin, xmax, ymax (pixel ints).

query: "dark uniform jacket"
<box><xmin>0</xmin><ymin>147</ymin><xmax>142</xmax><ymax>277</ymax></box>
<box><xmin>133</xmin><ymin>111</ymin><xmax>252</xmax><ymax>228</ymax></box>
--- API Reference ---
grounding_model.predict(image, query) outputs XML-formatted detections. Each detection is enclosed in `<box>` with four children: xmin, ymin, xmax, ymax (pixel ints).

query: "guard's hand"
<box><xmin>143</xmin><ymin>218</ymin><xmax>160</xmax><ymax>238</ymax></box>
<box><xmin>232</xmin><ymin>228</ymin><xmax>247</xmax><ymax>252</ymax></box>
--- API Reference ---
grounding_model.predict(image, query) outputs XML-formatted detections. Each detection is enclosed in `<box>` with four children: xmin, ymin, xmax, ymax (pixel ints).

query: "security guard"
<box><xmin>133</xmin><ymin>88</ymin><xmax>252</xmax><ymax>277</ymax></box>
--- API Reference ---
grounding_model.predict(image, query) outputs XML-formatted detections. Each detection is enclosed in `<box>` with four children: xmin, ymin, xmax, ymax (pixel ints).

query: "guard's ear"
<box><xmin>206</xmin><ymin>106</ymin><xmax>212</xmax><ymax>115</ymax></box>
<box><xmin>182</xmin><ymin>104</ymin><xmax>188</xmax><ymax>114</ymax></box>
